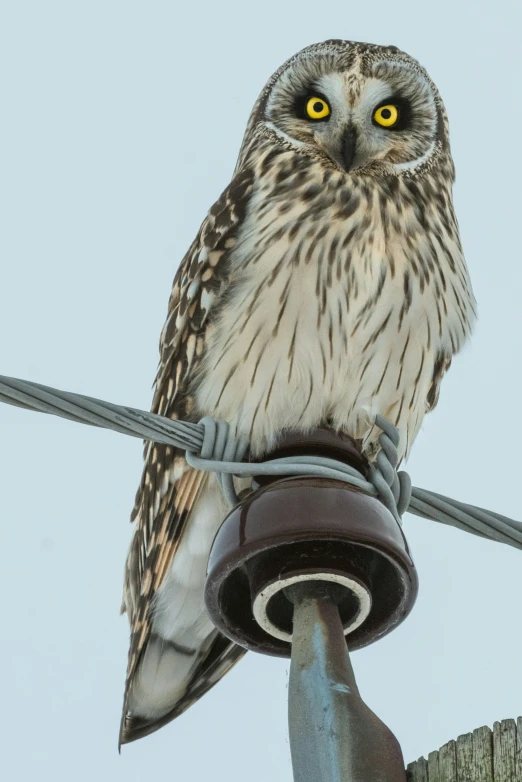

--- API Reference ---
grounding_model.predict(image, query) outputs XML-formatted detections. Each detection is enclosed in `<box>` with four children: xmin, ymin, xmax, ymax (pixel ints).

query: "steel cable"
<box><xmin>1</xmin><ymin>374</ymin><xmax>521</xmax><ymax>551</ymax></box>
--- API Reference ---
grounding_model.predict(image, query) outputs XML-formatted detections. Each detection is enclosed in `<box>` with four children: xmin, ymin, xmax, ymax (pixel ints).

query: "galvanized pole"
<box><xmin>286</xmin><ymin>581</ymin><xmax>407</xmax><ymax>782</ymax></box>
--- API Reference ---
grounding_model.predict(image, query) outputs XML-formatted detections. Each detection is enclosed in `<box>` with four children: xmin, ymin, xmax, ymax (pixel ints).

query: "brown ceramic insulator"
<box><xmin>204</xmin><ymin>474</ymin><xmax>418</xmax><ymax>657</ymax></box>
<box><xmin>249</xmin><ymin>427</ymin><xmax>370</xmax><ymax>488</ymax></box>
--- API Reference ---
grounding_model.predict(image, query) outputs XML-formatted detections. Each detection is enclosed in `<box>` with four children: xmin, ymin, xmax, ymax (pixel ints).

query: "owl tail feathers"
<box><xmin>119</xmin><ymin>633</ymin><xmax>246</xmax><ymax>745</ymax></box>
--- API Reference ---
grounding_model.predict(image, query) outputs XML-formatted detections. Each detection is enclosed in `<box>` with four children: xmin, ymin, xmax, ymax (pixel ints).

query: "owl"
<box><xmin>119</xmin><ymin>40</ymin><xmax>476</xmax><ymax>743</ymax></box>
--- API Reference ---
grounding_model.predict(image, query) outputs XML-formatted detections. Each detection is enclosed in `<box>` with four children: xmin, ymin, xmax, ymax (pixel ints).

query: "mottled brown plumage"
<box><xmin>120</xmin><ymin>168</ymin><xmax>254</xmax><ymax>742</ymax></box>
<box><xmin>120</xmin><ymin>40</ymin><xmax>476</xmax><ymax>744</ymax></box>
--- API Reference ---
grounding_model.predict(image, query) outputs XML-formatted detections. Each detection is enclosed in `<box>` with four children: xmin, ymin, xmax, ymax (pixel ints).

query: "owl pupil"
<box><xmin>381</xmin><ymin>108</ymin><xmax>391</xmax><ymax>119</ymax></box>
<box><xmin>313</xmin><ymin>101</ymin><xmax>323</xmax><ymax>113</ymax></box>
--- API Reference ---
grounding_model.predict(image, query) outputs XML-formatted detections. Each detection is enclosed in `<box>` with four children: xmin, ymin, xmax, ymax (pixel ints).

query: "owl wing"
<box><xmin>120</xmin><ymin>166</ymin><xmax>255</xmax><ymax>745</ymax></box>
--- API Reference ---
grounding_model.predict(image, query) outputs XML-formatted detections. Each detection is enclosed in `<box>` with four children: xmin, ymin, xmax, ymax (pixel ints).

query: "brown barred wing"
<box><xmin>119</xmin><ymin>167</ymin><xmax>255</xmax><ymax>745</ymax></box>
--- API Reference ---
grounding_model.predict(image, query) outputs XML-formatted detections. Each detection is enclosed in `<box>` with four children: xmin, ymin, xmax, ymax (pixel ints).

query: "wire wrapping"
<box><xmin>1</xmin><ymin>374</ymin><xmax>522</xmax><ymax>551</ymax></box>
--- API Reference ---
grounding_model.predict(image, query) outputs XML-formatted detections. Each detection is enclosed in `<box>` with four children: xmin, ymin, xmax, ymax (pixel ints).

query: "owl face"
<box><xmin>247</xmin><ymin>41</ymin><xmax>447</xmax><ymax>176</ymax></box>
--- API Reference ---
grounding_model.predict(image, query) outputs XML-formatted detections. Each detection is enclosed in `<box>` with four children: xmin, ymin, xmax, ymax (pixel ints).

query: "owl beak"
<box><xmin>341</xmin><ymin>127</ymin><xmax>357</xmax><ymax>171</ymax></box>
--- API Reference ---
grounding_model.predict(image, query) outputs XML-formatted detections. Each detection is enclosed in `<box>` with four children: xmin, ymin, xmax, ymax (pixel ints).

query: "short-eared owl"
<box><xmin>120</xmin><ymin>40</ymin><xmax>476</xmax><ymax>743</ymax></box>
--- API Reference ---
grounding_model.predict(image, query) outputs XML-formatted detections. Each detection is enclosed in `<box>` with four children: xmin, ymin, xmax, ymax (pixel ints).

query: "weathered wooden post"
<box><xmin>407</xmin><ymin>719</ymin><xmax>522</xmax><ymax>782</ymax></box>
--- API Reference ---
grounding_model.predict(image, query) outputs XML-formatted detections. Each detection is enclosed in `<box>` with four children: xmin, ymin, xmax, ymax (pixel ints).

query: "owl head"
<box><xmin>238</xmin><ymin>41</ymin><xmax>451</xmax><ymax>178</ymax></box>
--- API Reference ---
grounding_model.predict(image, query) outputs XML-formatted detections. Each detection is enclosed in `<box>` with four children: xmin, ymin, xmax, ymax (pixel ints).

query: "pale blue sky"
<box><xmin>1</xmin><ymin>1</ymin><xmax>521</xmax><ymax>780</ymax></box>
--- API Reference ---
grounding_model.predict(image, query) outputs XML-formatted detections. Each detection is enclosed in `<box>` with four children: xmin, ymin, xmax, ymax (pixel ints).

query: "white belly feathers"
<box><xmin>195</xmin><ymin>198</ymin><xmax>461</xmax><ymax>461</ymax></box>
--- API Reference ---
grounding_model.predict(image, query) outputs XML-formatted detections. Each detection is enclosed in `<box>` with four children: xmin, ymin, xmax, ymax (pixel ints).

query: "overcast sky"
<box><xmin>1</xmin><ymin>1</ymin><xmax>521</xmax><ymax>780</ymax></box>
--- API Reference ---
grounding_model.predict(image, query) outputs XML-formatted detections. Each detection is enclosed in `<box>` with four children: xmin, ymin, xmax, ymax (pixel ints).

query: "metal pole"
<box><xmin>286</xmin><ymin>582</ymin><xmax>407</xmax><ymax>782</ymax></box>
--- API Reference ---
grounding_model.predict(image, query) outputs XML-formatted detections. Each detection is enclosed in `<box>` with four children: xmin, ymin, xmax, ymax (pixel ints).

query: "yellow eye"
<box><xmin>305</xmin><ymin>96</ymin><xmax>331</xmax><ymax>120</ymax></box>
<box><xmin>373</xmin><ymin>104</ymin><xmax>399</xmax><ymax>128</ymax></box>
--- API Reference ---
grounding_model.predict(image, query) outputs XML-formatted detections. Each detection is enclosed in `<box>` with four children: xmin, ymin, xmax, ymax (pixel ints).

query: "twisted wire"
<box><xmin>1</xmin><ymin>374</ymin><xmax>522</xmax><ymax>552</ymax></box>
